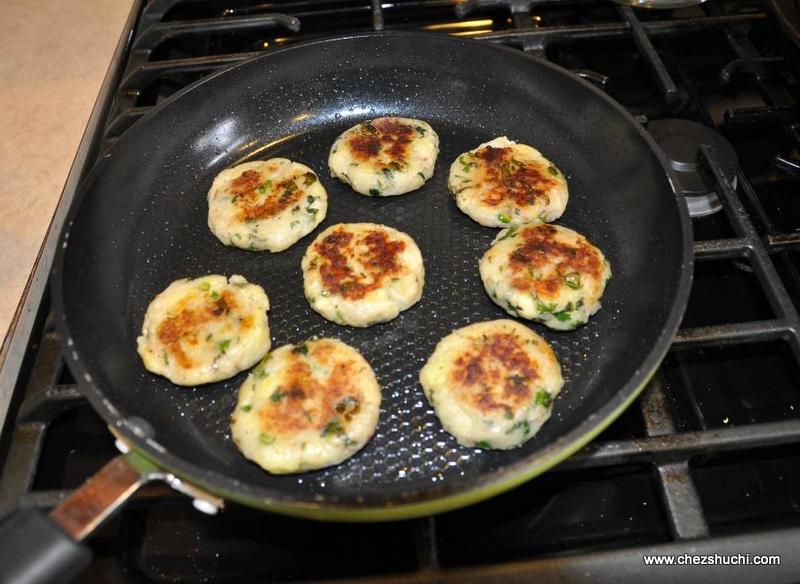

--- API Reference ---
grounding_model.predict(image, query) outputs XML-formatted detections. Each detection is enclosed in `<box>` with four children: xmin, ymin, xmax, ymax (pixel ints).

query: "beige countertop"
<box><xmin>0</xmin><ymin>0</ymin><xmax>134</xmax><ymax>415</ymax></box>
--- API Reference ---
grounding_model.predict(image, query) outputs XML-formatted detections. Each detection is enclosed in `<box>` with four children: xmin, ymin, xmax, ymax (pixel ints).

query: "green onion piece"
<box><xmin>292</xmin><ymin>343</ymin><xmax>309</xmax><ymax>355</ymax></box>
<box><xmin>199</xmin><ymin>281</ymin><xmax>211</xmax><ymax>291</ymax></box>
<box><xmin>536</xmin><ymin>301</ymin><xmax>557</xmax><ymax>314</ymax></box>
<box><xmin>218</xmin><ymin>339</ymin><xmax>231</xmax><ymax>354</ymax></box>
<box><xmin>475</xmin><ymin>440</ymin><xmax>492</xmax><ymax>449</ymax></box>
<box><xmin>498</xmin><ymin>226</ymin><xmax>518</xmax><ymax>241</ymax></box>
<box><xmin>535</xmin><ymin>391</ymin><xmax>552</xmax><ymax>408</ymax></box>
<box><xmin>270</xmin><ymin>389</ymin><xmax>287</xmax><ymax>402</ymax></box>
<box><xmin>321</xmin><ymin>418</ymin><xmax>345</xmax><ymax>437</ymax></box>
<box><xmin>259</xmin><ymin>433</ymin><xmax>276</xmax><ymax>445</ymax></box>
<box><xmin>240</xmin><ymin>404</ymin><xmax>253</xmax><ymax>412</ymax></box>
<box><xmin>369</xmin><ymin>188</ymin><xmax>380</xmax><ymax>196</ymax></box>
<box><xmin>258</xmin><ymin>179</ymin><xmax>273</xmax><ymax>193</ymax></box>
<box><xmin>498</xmin><ymin>213</ymin><xmax>512</xmax><ymax>224</ymax></box>
<box><xmin>303</xmin><ymin>172</ymin><xmax>317</xmax><ymax>185</ymax></box>
<box><xmin>563</xmin><ymin>272</ymin><xmax>581</xmax><ymax>289</ymax></box>
<box><xmin>547</xmin><ymin>165</ymin><xmax>559</xmax><ymax>176</ymax></box>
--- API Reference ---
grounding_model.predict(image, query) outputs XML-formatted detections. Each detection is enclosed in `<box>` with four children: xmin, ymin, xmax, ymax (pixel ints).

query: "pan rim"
<box><xmin>52</xmin><ymin>30</ymin><xmax>693</xmax><ymax>520</ymax></box>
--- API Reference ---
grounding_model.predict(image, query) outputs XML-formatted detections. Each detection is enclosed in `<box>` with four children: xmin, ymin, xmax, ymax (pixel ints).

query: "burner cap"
<box><xmin>648</xmin><ymin>119</ymin><xmax>738</xmax><ymax>218</ymax></box>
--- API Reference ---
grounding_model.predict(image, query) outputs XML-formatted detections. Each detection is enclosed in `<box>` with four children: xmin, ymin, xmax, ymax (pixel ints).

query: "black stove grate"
<box><xmin>2</xmin><ymin>0</ymin><xmax>800</xmax><ymax>581</ymax></box>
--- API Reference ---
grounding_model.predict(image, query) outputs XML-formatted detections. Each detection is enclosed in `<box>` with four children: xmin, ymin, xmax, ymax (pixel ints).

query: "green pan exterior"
<box><xmin>126</xmin><ymin>367</ymin><xmax>656</xmax><ymax>522</ymax></box>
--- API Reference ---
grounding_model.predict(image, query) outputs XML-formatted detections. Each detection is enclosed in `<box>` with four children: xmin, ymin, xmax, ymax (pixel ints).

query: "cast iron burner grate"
<box><xmin>2</xmin><ymin>0</ymin><xmax>800</xmax><ymax>582</ymax></box>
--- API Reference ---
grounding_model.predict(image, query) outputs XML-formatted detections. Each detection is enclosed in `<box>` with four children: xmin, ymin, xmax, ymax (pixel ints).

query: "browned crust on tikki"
<box><xmin>311</xmin><ymin>227</ymin><xmax>407</xmax><ymax>300</ymax></box>
<box><xmin>508</xmin><ymin>225</ymin><xmax>602</xmax><ymax>298</ymax></box>
<box><xmin>472</xmin><ymin>145</ymin><xmax>556</xmax><ymax>208</ymax></box>
<box><xmin>449</xmin><ymin>333</ymin><xmax>540</xmax><ymax>415</ymax></box>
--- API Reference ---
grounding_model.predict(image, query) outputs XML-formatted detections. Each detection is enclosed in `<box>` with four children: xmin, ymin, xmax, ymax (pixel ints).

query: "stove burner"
<box><xmin>648</xmin><ymin>119</ymin><xmax>738</xmax><ymax>218</ymax></box>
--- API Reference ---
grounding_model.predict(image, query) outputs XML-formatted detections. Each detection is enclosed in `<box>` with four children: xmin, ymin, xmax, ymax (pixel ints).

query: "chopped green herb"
<box><xmin>307</xmin><ymin>195</ymin><xmax>315</xmax><ymax>204</ymax></box>
<box><xmin>369</xmin><ymin>188</ymin><xmax>381</xmax><ymax>196</ymax></box>
<box><xmin>290</xmin><ymin>220</ymin><xmax>300</xmax><ymax>229</ymax></box>
<box><xmin>417</xmin><ymin>172</ymin><xmax>425</xmax><ymax>180</ymax></box>
<box><xmin>498</xmin><ymin>212</ymin><xmax>512</xmax><ymax>224</ymax></box>
<box><xmin>199</xmin><ymin>281</ymin><xmax>211</xmax><ymax>291</ymax></box>
<box><xmin>321</xmin><ymin>418</ymin><xmax>345</xmax><ymax>438</ymax></box>
<box><xmin>210</xmin><ymin>290</ymin><xmax>220</xmax><ymax>300</ymax></box>
<box><xmin>303</xmin><ymin>172</ymin><xmax>317</xmax><ymax>185</ymax></box>
<box><xmin>500</xmin><ymin>161</ymin><xmax>512</xmax><ymax>181</ymax></box>
<box><xmin>292</xmin><ymin>343</ymin><xmax>309</xmax><ymax>355</ymax></box>
<box><xmin>270</xmin><ymin>389</ymin><xmax>287</xmax><ymax>402</ymax></box>
<box><xmin>389</xmin><ymin>161</ymin><xmax>404</xmax><ymax>172</ymax></box>
<box><xmin>547</xmin><ymin>165</ymin><xmax>559</xmax><ymax>176</ymax></box>
<box><xmin>162</xmin><ymin>351</ymin><xmax>169</xmax><ymax>365</ymax></box>
<box><xmin>459</xmin><ymin>155</ymin><xmax>476</xmax><ymax>174</ymax></box>
<box><xmin>218</xmin><ymin>339</ymin><xmax>231</xmax><ymax>354</ymax></box>
<box><xmin>563</xmin><ymin>272</ymin><xmax>581</xmax><ymax>289</ymax></box>
<box><xmin>382</xmin><ymin>167</ymin><xmax>393</xmax><ymax>178</ymax></box>
<box><xmin>504</xmin><ymin>410</ymin><xmax>514</xmax><ymax>420</ymax></box>
<box><xmin>335</xmin><ymin>309</ymin><xmax>346</xmax><ymax>323</ymax></box>
<box><xmin>307</xmin><ymin>207</ymin><xmax>318</xmax><ymax>218</ymax></box>
<box><xmin>508</xmin><ymin>420</ymin><xmax>530</xmax><ymax>435</ymax></box>
<box><xmin>258</xmin><ymin>179</ymin><xmax>273</xmax><ymax>193</ymax></box>
<box><xmin>334</xmin><ymin>396</ymin><xmax>360</xmax><ymax>418</ymax></box>
<box><xmin>536</xmin><ymin>300</ymin><xmax>557</xmax><ymax>314</ymax></box>
<box><xmin>259</xmin><ymin>433</ymin><xmax>276</xmax><ymax>445</ymax></box>
<box><xmin>498</xmin><ymin>226</ymin><xmax>518</xmax><ymax>241</ymax></box>
<box><xmin>475</xmin><ymin>440</ymin><xmax>492</xmax><ymax>449</ymax></box>
<box><xmin>205</xmin><ymin>333</ymin><xmax>213</xmax><ymax>341</ymax></box>
<box><xmin>240</xmin><ymin>404</ymin><xmax>253</xmax><ymax>412</ymax></box>
<box><xmin>553</xmin><ymin>310</ymin><xmax>572</xmax><ymax>322</ymax></box>
<box><xmin>414</xmin><ymin>126</ymin><xmax>426</xmax><ymax>137</ymax></box>
<box><xmin>535</xmin><ymin>391</ymin><xmax>552</xmax><ymax>408</ymax></box>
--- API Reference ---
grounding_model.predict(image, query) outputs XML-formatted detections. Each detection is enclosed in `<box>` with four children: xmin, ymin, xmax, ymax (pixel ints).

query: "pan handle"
<box><xmin>0</xmin><ymin>450</ymin><xmax>223</xmax><ymax>584</ymax></box>
<box><xmin>0</xmin><ymin>455</ymin><xmax>148</xmax><ymax>584</ymax></box>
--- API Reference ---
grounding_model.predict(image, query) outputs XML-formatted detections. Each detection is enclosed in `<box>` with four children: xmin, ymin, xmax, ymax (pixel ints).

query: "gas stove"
<box><xmin>1</xmin><ymin>1</ymin><xmax>799</xmax><ymax>581</ymax></box>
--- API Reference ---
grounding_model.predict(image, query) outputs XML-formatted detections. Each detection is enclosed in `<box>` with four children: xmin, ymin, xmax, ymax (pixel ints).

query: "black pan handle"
<box><xmin>0</xmin><ymin>508</ymin><xmax>91</xmax><ymax>584</ymax></box>
<box><xmin>0</xmin><ymin>455</ymin><xmax>150</xmax><ymax>584</ymax></box>
<box><xmin>0</xmin><ymin>449</ymin><xmax>225</xmax><ymax>584</ymax></box>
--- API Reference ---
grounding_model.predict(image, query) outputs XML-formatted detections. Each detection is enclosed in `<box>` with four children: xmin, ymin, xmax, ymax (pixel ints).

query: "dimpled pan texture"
<box><xmin>53</xmin><ymin>32</ymin><xmax>692</xmax><ymax>519</ymax></box>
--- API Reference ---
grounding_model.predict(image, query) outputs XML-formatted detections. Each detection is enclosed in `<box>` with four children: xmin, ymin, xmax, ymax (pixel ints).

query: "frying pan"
<box><xmin>0</xmin><ymin>32</ymin><xmax>691</xmax><ymax>582</ymax></box>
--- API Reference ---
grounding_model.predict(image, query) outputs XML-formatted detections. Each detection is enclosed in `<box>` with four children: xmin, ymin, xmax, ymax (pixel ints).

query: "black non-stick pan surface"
<box><xmin>52</xmin><ymin>32</ymin><xmax>692</xmax><ymax>520</ymax></box>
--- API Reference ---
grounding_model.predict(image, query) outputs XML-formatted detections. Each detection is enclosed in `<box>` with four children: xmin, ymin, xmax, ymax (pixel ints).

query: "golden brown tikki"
<box><xmin>207</xmin><ymin>159</ymin><xmax>327</xmax><ymax>252</ymax></box>
<box><xmin>448</xmin><ymin>137</ymin><xmax>568</xmax><ymax>227</ymax></box>
<box><xmin>480</xmin><ymin>223</ymin><xmax>611</xmax><ymax>330</ymax></box>
<box><xmin>302</xmin><ymin>223</ymin><xmax>424</xmax><ymax>327</ymax></box>
<box><xmin>419</xmin><ymin>320</ymin><xmax>564</xmax><ymax>450</ymax></box>
<box><xmin>230</xmin><ymin>338</ymin><xmax>381</xmax><ymax>474</ymax></box>
<box><xmin>136</xmin><ymin>275</ymin><xmax>271</xmax><ymax>386</ymax></box>
<box><xmin>328</xmin><ymin>117</ymin><xmax>439</xmax><ymax>196</ymax></box>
